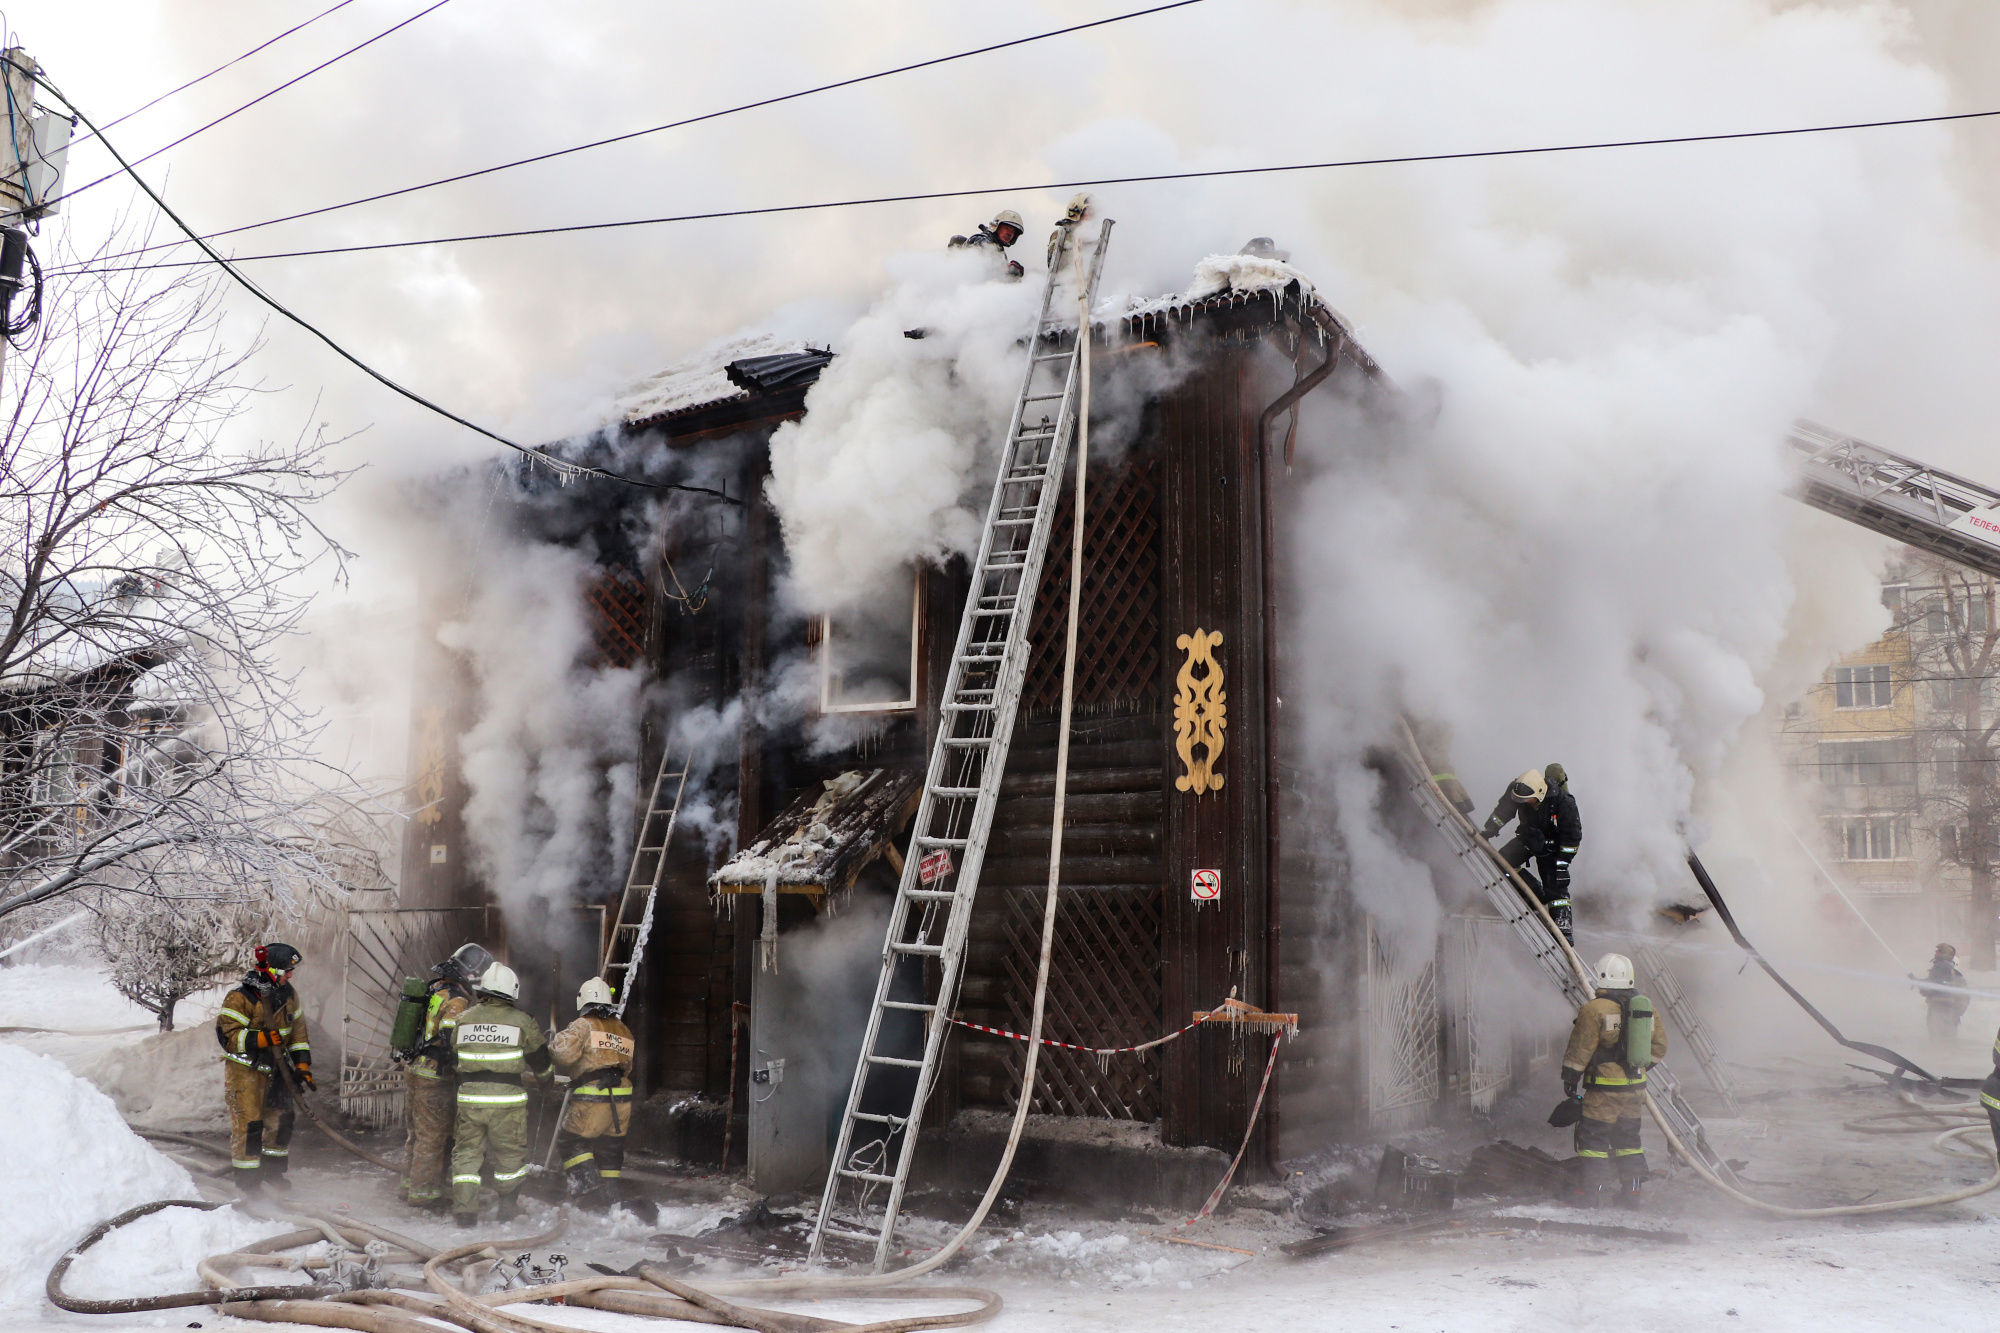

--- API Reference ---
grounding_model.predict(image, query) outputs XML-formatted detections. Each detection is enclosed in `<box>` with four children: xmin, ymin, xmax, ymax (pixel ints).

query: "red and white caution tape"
<box><xmin>945</xmin><ymin>1003</ymin><xmax>1229</xmax><ymax>1058</ymax></box>
<box><xmin>1187</xmin><ymin>1033</ymin><xmax>1282</xmax><ymax>1222</ymax></box>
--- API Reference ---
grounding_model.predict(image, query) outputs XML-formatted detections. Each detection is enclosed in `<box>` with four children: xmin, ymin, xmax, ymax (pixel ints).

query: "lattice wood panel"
<box><xmin>997</xmin><ymin>884</ymin><xmax>1164</xmax><ymax>1120</ymax></box>
<box><xmin>585</xmin><ymin>565</ymin><xmax>648</xmax><ymax>669</ymax></box>
<box><xmin>1022</xmin><ymin>447</ymin><xmax>1161</xmax><ymax>714</ymax></box>
<box><xmin>1366</xmin><ymin>921</ymin><xmax>1440</xmax><ymax>1122</ymax></box>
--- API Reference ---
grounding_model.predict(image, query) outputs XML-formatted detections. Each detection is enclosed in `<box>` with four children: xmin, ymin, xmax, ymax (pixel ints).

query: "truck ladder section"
<box><xmin>1633</xmin><ymin>944</ymin><xmax>1739</xmax><ymax>1116</ymax></box>
<box><xmin>809</xmin><ymin>219</ymin><xmax>1113</xmax><ymax>1271</ymax></box>
<box><xmin>603</xmin><ymin>745</ymin><xmax>691</xmax><ymax>1020</ymax></box>
<box><xmin>1389</xmin><ymin>722</ymin><xmax>1739</xmax><ymax>1184</ymax></box>
<box><xmin>1788</xmin><ymin>420</ymin><xmax>2000</xmax><ymax>581</ymax></box>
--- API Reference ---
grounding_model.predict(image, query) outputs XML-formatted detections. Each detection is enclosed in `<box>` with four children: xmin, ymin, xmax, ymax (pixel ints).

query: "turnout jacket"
<box><xmin>1484</xmin><ymin>785</ymin><xmax>1582</xmax><ymax>854</ymax></box>
<box><xmin>216</xmin><ymin>975</ymin><xmax>310</xmax><ymax>1073</ymax></box>
<box><xmin>408</xmin><ymin>986</ymin><xmax>470</xmax><ymax>1082</ymax></box>
<box><xmin>450</xmin><ymin>999</ymin><xmax>550</xmax><ymax>1106</ymax></box>
<box><xmin>550</xmin><ymin>1013</ymin><xmax>636</xmax><ymax>1137</ymax></box>
<box><xmin>1564</xmin><ymin>991</ymin><xmax>1668</xmax><ymax>1121</ymax></box>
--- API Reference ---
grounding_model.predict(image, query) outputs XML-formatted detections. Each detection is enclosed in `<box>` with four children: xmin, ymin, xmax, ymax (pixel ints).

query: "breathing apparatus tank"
<box><xmin>1624</xmin><ymin>994</ymin><xmax>1655</xmax><ymax>1074</ymax></box>
<box><xmin>389</xmin><ymin>977</ymin><xmax>429</xmax><ymax>1057</ymax></box>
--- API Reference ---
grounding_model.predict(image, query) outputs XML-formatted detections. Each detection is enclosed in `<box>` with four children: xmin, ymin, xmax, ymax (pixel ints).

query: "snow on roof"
<box><xmin>614</xmin><ymin>332</ymin><xmax>813</xmax><ymax>427</ymax></box>
<box><xmin>1116</xmin><ymin>252</ymin><xmax>1316</xmax><ymax>323</ymax></box>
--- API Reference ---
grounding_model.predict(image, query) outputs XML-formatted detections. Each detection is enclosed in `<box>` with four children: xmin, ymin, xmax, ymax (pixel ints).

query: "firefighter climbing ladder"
<box><xmin>602</xmin><ymin>745</ymin><xmax>692</xmax><ymax>1021</ymax></box>
<box><xmin>1390</xmin><ymin>720</ymin><xmax>1742</xmax><ymax>1185</ymax></box>
<box><xmin>809</xmin><ymin>219</ymin><xmax>1112</xmax><ymax>1271</ymax></box>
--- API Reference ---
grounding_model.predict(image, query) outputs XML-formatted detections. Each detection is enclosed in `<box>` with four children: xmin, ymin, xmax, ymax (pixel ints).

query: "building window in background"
<box><xmin>1835</xmin><ymin>815</ymin><xmax>1910</xmax><ymax>861</ymax></box>
<box><xmin>1834</xmin><ymin>664</ymin><xmax>1894</xmax><ymax>709</ymax></box>
<box><xmin>1817</xmin><ymin>737</ymin><xmax>1915</xmax><ymax>785</ymax></box>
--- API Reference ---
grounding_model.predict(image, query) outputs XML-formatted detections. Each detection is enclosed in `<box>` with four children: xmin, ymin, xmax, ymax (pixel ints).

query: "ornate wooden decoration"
<box><xmin>1173</xmin><ymin>628</ymin><xmax>1227</xmax><ymax>794</ymax></box>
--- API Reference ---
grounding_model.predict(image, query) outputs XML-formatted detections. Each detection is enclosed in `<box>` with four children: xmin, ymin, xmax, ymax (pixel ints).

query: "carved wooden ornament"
<box><xmin>1173</xmin><ymin>628</ymin><xmax>1227</xmax><ymax>794</ymax></box>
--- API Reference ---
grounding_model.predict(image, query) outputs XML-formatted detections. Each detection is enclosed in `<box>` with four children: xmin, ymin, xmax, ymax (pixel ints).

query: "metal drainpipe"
<box><xmin>1252</xmin><ymin>298</ymin><xmax>1346</xmax><ymax>1173</ymax></box>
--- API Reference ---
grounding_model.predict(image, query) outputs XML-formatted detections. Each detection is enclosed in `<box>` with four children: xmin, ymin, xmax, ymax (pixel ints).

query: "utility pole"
<box><xmin>0</xmin><ymin>44</ymin><xmax>73</xmax><ymax>380</ymax></box>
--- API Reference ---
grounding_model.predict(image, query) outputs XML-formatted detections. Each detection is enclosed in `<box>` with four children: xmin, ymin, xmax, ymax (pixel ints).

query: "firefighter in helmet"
<box><xmin>400</xmin><ymin>941</ymin><xmax>491</xmax><ymax>1209</ymax></box>
<box><xmin>448</xmin><ymin>961</ymin><xmax>553</xmax><ymax>1226</ymax></box>
<box><xmin>949</xmin><ymin>208</ymin><xmax>1026</xmax><ymax>279</ymax></box>
<box><xmin>215</xmin><ymin>942</ymin><xmax>312</xmax><ymax>1192</ymax></box>
<box><xmin>548</xmin><ymin>977</ymin><xmax>636</xmax><ymax>1208</ymax></box>
<box><xmin>1560</xmin><ymin>953</ymin><xmax>1667</xmax><ymax>1208</ymax></box>
<box><xmin>1483</xmin><ymin>762</ymin><xmax>1583</xmax><ymax>940</ymax></box>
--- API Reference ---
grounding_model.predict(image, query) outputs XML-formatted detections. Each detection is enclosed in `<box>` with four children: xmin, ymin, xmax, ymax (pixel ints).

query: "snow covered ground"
<box><xmin>6</xmin><ymin>958</ymin><xmax>1999</xmax><ymax>1332</ymax></box>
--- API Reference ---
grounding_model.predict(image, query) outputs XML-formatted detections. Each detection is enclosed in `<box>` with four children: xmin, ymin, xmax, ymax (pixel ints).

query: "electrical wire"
<box><xmin>55</xmin><ymin>0</ymin><xmax>455</xmax><ymax>208</ymax></box>
<box><xmin>54</xmin><ymin>104</ymin><xmax>2000</xmax><ymax>280</ymax></box>
<box><xmin>90</xmin><ymin>0</ymin><xmax>1210</xmax><ymax>268</ymax></box>
<box><xmin>16</xmin><ymin>59</ymin><xmax>733</xmax><ymax>500</ymax></box>
<box><xmin>84</xmin><ymin>0</ymin><xmax>359</xmax><ymax>139</ymax></box>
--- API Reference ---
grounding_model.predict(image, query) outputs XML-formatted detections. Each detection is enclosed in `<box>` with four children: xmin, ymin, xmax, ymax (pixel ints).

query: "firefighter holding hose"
<box><xmin>1559</xmin><ymin>953</ymin><xmax>1666</xmax><ymax>1209</ymax></box>
<box><xmin>397</xmin><ymin>942</ymin><xmax>491</xmax><ymax>1210</ymax></box>
<box><xmin>449</xmin><ymin>961</ymin><xmax>553</xmax><ymax>1227</ymax></box>
<box><xmin>214</xmin><ymin>942</ymin><xmax>312</xmax><ymax>1193</ymax></box>
<box><xmin>548</xmin><ymin>977</ymin><xmax>636</xmax><ymax>1207</ymax></box>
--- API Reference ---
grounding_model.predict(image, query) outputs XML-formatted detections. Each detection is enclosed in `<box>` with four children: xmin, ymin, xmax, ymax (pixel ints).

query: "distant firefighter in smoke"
<box><xmin>1914</xmin><ymin>943</ymin><xmax>1970</xmax><ymax>1040</ymax></box>
<box><xmin>1483</xmin><ymin>763</ymin><xmax>1583</xmax><ymax>941</ymax></box>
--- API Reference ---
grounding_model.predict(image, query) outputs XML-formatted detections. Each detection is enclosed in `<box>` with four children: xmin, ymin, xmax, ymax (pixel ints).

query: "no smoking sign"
<box><xmin>1190</xmin><ymin>868</ymin><xmax>1221</xmax><ymax>905</ymax></box>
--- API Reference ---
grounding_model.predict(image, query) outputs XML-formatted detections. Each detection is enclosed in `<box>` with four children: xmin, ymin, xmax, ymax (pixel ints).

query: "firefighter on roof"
<box><xmin>1483</xmin><ymin>762</ymin><xmax>1583</xmax><ymax>941</ymax></box>
<box><xmin>548</xmin><ymin>976</ymin><xmax>636</xmax><ymax>1207</ymax></box>
<box><xmin>949</xmin><ymin>208</ymin><xmax>1026</xmax><ymax>279</ymax></box>
<box><xmin>448</xmin><ymin>960</ymin><xmax>552</xmax><ymax>1226</ymax></box>
<box><xmin>400</xmin><ymin>941</ymin><xmax>490</xmax><ymax>1209</ymax></box>
<box><xmin>215</xmin><ymin>942</ymin><xmax>311</xmax><ymax>1192</ymax></box>
<box><xmin>1561</xmin><ymin>953</ymin><xmax>1667</xmax><ymax>1209</ymax></box>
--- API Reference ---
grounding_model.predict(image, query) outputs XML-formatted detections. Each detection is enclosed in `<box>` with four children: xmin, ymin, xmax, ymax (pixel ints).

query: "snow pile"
<box><xmin>0</xmin><ymin>961</ymin><xmax>156</xmax><ymax>1031</ymax></box>
<box><xmin>0</xmin><ymin>1043</ymin><xmax>280</xmax><ymax>1313</ymax></box>
<box><xmin>616</xmin><ymin>331</ymin><xmax>810</xmax><ymax>424</ymax></box>
<box><xmin>1184</xmin><ymin>252</ymin><xmax>1312</xmax><ymax>302</ymax></box>
<box><xmin>78</xmin><ymin>1026</ymin><xmax>229</xmax><ymax>1131</ymax></box>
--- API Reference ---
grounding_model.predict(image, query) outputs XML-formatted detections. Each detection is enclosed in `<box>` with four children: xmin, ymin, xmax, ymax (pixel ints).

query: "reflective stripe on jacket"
<box><xmin>409</xmin><ymin>991</ymin><xmax>469</xmax><ymax>1081</ymax></box>
<box><xmin>215</xmin><ymin>980</ymin><xmax>309</xmax><ymax>1072</ymax></box>
<box><xmin>451</xmin><ymin>999</ymin><xmax>547</xmax><ymax>1102</ymax></box>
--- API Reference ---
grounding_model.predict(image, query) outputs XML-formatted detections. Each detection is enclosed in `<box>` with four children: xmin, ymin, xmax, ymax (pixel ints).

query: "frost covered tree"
<box><xmin>0</xmin><ymin>219</ymin><xmax>356</xmax><ymax>932</ymax></box>
<box><xmin>90</xmin><ymin>893</ymin><xmax>266</xmax><ymax>1031</ymax></box>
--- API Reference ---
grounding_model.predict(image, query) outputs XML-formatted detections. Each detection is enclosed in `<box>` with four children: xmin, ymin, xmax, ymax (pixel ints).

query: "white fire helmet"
<box><xmin>1508</xmin><ymin>768</ymin><xmax>1548</xmax><ymax>803</ymax></box>
<box><xmin>477</xmin><ymin>961</ymin><xmax>521</xmax><ymax>1003</ymax></box>
<box><xmin>577</xmin><ymin>977</ymin><xmax>616</xmax><ymax>1011</ymax></box>
<box><xmin>1596</xmin><ymin>954</ymin><xmax>1636</xmax><ymax>991</ymax></box>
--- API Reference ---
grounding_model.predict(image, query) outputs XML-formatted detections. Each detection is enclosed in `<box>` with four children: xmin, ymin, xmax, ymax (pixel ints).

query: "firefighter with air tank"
<box><xmin>214</xmin><ymin>942</ymin><xmax>312</xmax><ymax>1193</ymax></box>
<box><xmin>1557</xmin><ymin>953</ymin><xmax>1666</xmax><ymax>1208</ymax></box>
<box><xmin>548</xmin><ymin>976</ymin><xmax>636</xmax><ymax>1207</ymax></box>
<box><xmin>394</xmin><ymin>942</ymin><xmax>491</xmax><ymax>1210</ymax></box>
<box><xmin>448</xmin><ymin>960</ymin><xmax>553</xmax><ymax>1227</ymax></box>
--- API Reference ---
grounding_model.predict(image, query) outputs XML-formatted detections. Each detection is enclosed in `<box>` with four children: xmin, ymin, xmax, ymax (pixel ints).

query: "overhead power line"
<box><xmin>57</xmin><ymin>0</ymin><xmax>457</xmax><ymax>208</ymax></box>
<box><xmin>57</xmin><ymin>105</ymin><xmax>2000</xmax><ymax>278</ymax></box>
<box><xmin>77</xmin><ymin>0</ymin><xmax>1211</xmax><ymax>270</ymax></box>
<box><xmin>20</xmin><ymin>61</ymin><xmax>732</xmax><ymax>501</ymax></box>
<box><xmin>87</xmin><ymin>0</ymin><xmax>359</xmax><ymax>139</ymax></box>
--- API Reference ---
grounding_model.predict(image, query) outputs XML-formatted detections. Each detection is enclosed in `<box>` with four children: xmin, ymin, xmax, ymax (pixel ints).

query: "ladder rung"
<box><xmin>840</xmin><ymin>1169</ymin><xmax>901</xmax><ymax>1184</ymax></box>
<box><xmin>942</xmin><ymin>737</ymin><xmax>993</xmax><ymax>748</ymax></box>
<box><xmin>940</xmin><ymin>702</ymin><xmax>994</xmax><ymax>713</ymax></box>
<box><xmin>889</xmin><ymin>943</ymin><xmax>943</xmax><ymax>957</ymax></box>
<box><xmin>849</xmin><ymin>1111</ymin><xmax>906</xmax><ymax>1125</ymax></box>
<box><xmin>881</xmin><ymin>1000</ymin><xmax>937</xmax><ymax>1012</ymax></box>
<box><xmin>1023</xmin><ymin>393</ymin><xmax>1065</xmax><ymax>403</ymax></box>
<box><xmin>928</xmin><ymin>786</ymin><xmax>979</xmax><ymax>797</ymax></box>
<box><xmin>903</xmin><ymin>889</ymin><xmax>955</xmax><ymax>903</ymax></box>
<box><xmin>866</xmin><ymin>1053</ymin><xmax>926</xmax><ymax>1066</ymax></box>
<box><xmin>915</xmin><ymin>836</ymin><xmax>967</xmax><ymax>848</ymax></box>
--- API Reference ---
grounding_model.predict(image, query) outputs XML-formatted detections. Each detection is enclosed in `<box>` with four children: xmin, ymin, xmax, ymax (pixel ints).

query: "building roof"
<box><xmin>616</xmin><ymin>333</ymin><xmax>834</xmax><ymax>438</ymax></box>
<box><xmin>710</xmin><ymin>768</ymin><xmax>921</xmax><ymax>897</ymax></box>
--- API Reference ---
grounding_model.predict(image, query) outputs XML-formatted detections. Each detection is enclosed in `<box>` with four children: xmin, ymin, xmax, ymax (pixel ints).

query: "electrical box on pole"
<box><xmin>0</xmin><ymin>46</ymin><xmax>71</xmax><ymax>225</ymax></box>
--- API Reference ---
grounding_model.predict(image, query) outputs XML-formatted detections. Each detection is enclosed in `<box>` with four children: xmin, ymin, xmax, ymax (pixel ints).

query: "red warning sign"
<box><xmin>919</xmin><ymin>848</ymin><xmax>955</xmax><ymax>886</ymax></box>
<box><xmin>1191</xmin><ymin>868</ymin><xmax>1221</xmax><ymax>902</ymax></box>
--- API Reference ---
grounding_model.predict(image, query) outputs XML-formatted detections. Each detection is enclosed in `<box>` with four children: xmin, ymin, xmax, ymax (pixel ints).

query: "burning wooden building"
<box><xmin>394</xmin><ymin>238</ymin><xmax>1526</xmax><ymax>1207</ymax></box>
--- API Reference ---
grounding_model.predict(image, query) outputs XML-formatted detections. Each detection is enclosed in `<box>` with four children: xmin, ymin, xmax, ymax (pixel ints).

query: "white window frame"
<box><xmin>1833</xmin><ymin>664</ymin><xmax>1893</xmax><ymax>710</ymax></box>
<box><xmin>1836</xmin><ymin>814</ymin><xmax>1910</xmax><ymax>862</ymax></box>
<box><xmin>819</xmin><ymin>570</ymin><xmax>921</xmax><ymax>715</ymax></box>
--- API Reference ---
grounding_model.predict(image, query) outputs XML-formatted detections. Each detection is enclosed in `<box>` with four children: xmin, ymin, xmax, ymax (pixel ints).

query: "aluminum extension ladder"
<box><xmin>808</xmin><ymin>216</ymin><xmax>1113</xmax><ymax>1270</ymax></box>
<box><xmin>1633</xmin><ymin>944</ymin><xmax>1739</xmax><ymax>1116</ymax></box>
<box><xmin>1390</xmin><ymin>721</ymin><xmax>1741</xmax><ymax>1184</ymax></box>
<box><xmin>602</xmin><ymin>745</ymin><xmax>691</xmax><ymax>1020</ymax></box>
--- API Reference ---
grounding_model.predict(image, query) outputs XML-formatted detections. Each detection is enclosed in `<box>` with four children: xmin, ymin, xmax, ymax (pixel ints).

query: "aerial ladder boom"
<box><xmin>1788</xmin><ymin>420</ymin><xmax>2000</xmax><ymax>580</ymax></box>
